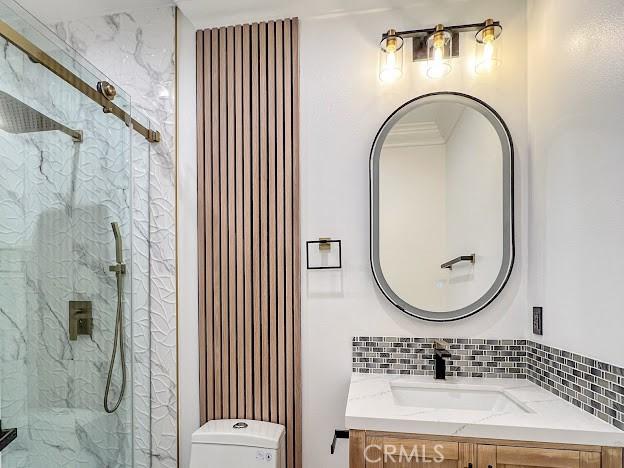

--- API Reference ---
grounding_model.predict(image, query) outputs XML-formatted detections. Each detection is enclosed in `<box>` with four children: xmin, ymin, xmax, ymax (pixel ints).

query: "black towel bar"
<box><xmin>441</xmin><ymin>254</ymin><xmax>476</xmax><ymax>270</ymax></box>
<box><xmin>330</xmin><ymin>429</ymin><xmax>350</xmax><ymax>454</ymax></box>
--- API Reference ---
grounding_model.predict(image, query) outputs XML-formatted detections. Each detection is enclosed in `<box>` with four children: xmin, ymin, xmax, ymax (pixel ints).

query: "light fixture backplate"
<box><xmin>412</xmin><ymin>31</ymin><xmax>460</xmax><ymax>61</ymax></box>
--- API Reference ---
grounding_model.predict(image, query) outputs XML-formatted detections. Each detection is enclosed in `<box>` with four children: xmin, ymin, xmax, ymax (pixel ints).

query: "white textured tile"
<box><xmin>51</xmin><ymin>7</ymin><xmax>177</xmax><ymax>467</ymax></box>
<box><xmin>0</xmin><ymin>6</ymin><xmax>175</xmax><ymax>467</ymax></box>
<box><xmin>0</xmin><ymin>5</ymin><xmax>175</xmax><ymax>467</ymax></box>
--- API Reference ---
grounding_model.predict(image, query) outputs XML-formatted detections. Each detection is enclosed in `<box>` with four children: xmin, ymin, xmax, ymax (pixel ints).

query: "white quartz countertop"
<box><xmin>345</xmin><ymin>373</ymin><xmax>624</xmax><ymax>447</ymax></box>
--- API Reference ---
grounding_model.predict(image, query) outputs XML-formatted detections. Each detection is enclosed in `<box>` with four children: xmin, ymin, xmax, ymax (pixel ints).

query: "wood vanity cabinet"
<box><xmin>349</xmin><ymin>431</ymin><xmax>624</xmax><ymax>468</ymax></box>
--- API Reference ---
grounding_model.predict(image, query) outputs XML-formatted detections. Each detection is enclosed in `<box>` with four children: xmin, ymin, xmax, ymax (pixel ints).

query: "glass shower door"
<box><xmin>0</xmin><ymin>2</ymin><xmax>146</xmax><ymax>466</ymax></box>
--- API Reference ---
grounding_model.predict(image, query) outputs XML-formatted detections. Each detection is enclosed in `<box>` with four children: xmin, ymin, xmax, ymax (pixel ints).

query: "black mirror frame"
<box><xmin>369</xmin><ymin>92</ymin><xmax>515</xmax><ymax>322</ymax></box>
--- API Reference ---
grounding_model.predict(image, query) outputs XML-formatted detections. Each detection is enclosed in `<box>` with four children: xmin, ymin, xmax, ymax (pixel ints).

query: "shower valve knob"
<box><xmin>69</xmin><ymin>301</ymin><xmax>93</xmax><ymax>341</ymax></box>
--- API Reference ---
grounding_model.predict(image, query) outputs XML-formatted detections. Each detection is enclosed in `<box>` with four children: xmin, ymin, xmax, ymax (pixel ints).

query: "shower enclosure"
<box><xmin>0</xmin><ymin>0</ymin><xmax>153</xmax><ymax>466</ymax></box>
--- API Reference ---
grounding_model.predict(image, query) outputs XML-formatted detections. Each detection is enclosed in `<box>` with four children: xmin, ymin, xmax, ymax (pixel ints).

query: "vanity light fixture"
<box><xmin>379</xmin><ymin>19</ymin><xmax>502</xmax><ymax>81</ymax></box>
<box><xmin>475</xmin><ymin>18</ymin><xmax>503</xmax><ymax>74</ymax></box>
<box><xmin>379</xmin><ymin>29</ymin><xmax>404</xmax><ymax>83</ymax></box>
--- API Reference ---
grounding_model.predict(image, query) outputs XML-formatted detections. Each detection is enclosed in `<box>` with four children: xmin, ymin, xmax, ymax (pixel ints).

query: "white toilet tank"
<box><xmin>189</xmin><ymin>419</ymin><xmax>285</xmax><ymax>468</ymax></box>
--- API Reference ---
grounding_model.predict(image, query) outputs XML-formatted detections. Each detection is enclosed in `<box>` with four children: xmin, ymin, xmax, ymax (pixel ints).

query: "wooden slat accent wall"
<box><xmin>196</xmin><ymin>18</ymin><xmax>301</xmax><ymax>468</ymax></box>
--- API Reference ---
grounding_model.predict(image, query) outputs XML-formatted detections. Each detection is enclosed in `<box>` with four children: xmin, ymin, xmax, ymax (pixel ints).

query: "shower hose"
<box><xmin>104</xmin><ymin>223</ymin><xmax>127</xmax><ymax>413</ymax></box>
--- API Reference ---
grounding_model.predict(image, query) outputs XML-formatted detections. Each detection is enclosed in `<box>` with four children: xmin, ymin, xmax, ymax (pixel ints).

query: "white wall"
<box><xmin>299</xmin><ymin>2</ymin><xmax>528</xmax><ymax>467</ymax></box>
<box><xmin>174</xmin><ymin>1</ymin><xmax>624</xmax><ymax>465</ymax></box>
<box><xmin>177</xmin><ymin>1</ymin><xmax>529</xmax><ymax>466</ymax></box>
<box><xmin>176</xmin><ymin>10</ymin><xmax>200</xmax><ymax>468</ymax></box>
<box><xmin>445</xmin><ymin>107</ymin><xmax>503</xmax><ymax>310</ymax></box>
<box><xmin>527</xmin><ymin>0</ymin><xmax>624</xmax><ymax>367</ymax></box>
<box><xmin>380</xmin><ymin>143</ymin><xmax>448</xmax><ymax>310</ymax></box>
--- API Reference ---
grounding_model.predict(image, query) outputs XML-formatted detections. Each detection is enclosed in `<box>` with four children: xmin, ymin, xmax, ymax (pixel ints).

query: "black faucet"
<box><xmin>433</xmin><ymin>339</ymin><xmax>451</xmax><ymax>380</ymax></box>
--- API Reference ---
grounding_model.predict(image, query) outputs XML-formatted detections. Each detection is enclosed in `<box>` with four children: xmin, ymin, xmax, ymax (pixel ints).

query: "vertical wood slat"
<box><xmin>250</xmin><ymin>21</ymin><xmax>262</xmax><ymax>422</ymax></box>
<box><xmin>226</xmin><ymin>25</ymin><xmax>237</xmax><ymax>418</ymax></box>
<box><xmin>204</xmin><ymin>29</ymin><xmax>215</xmax><ymax>423</ymax></box>
<box><xmin>267</xmin><ymin>19</ymin><xmax>278</xmax><ymax>424</ymax></box>
<box><xmin>204</xmin><ymin>29</ymin><xmax>215</xmax><ymax>424</ymax></box>
<box><xmin>283</xmin><ymin>18</ymin><xmax>294</xmax><ymax>467</ymax></box>
<box><xmin>242</xmin><ymin>22</ymin><xmax>253</xmax><ymax>420</ymax></box>
<box><xmin>211</xmin><ymin>28</ymin><xmax>223</xmax><ymax>421</ymax></box>
<box><xmin>291</xmin><ymin>18</ymin><xmax>302</xmax><ymax>468</ymax></box>
<box><xmin>275</xmin><ymin>19</ymin><xmax>286</xmax><ymax>430</ymax></box>
<box><xmin>196</xmin><ymin>30</ymin><xmax>207</xmax><ymax>424</ymax></box>
<box><xmin>259</xmin><ymin>20</ymin><xmax>270</xmax><ymax>423</ymax></box>
<box><xmin>234</xmin><ymin>23</ymin><xmax>245</xmax><ymax>420</ymax></box>
<box><xmin>218</xmin><ymin>26</ymin><xmax>230</xmax><ymax>419</ymax></box>
<box><xmin>197</xmin><ymin>18</ymin><xmax>301</xmax><ymax>468</ymax></box>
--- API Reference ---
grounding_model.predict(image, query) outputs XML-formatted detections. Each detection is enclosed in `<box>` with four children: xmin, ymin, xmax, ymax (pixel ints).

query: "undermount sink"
<box><xmin>390</xmin><ymin>381</ymin><xmax>532</xmax><ymax>414</ymax></box>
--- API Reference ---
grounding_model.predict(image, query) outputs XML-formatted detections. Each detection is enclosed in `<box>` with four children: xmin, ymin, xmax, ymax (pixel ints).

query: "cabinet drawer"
<box><xmin>382</xmin><ymin>438</ymin><xmax>459</xmax><ymax>460</ymax></box>
<box><xmin>365</xmin><ymin>436</ymin><xmax>460</xmax><ymax>467</ymax></box>
<box><xmin>348</xmin><ymin>431</ymin><xmax>617</xmax><ymax>468</ymax></box>
<box><xmin>495</xmin><ymin>445</ymin><xmax>602</xmax><ymax>468</ymax></box>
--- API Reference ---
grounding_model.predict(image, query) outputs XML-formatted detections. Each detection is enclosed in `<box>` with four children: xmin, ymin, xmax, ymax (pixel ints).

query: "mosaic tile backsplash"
<box><xmin>352</xmin><ymin>337</ymin><xmax>528</xmax><ymax>378</ymax></box>
<box><xmin>352</xmin><ymin>337</ymin><xmax>624</xmax><ymax>432</ymax></box>
<box><xmin>525</xmin><ymin>341</ymin><xmax>624</xmax><ymax>431</ymax></box>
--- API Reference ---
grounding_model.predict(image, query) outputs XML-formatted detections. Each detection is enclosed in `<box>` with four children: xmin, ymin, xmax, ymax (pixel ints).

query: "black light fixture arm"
<box><xmin>381</xmin><ymin>20</ymin><xmax>501</xmax><ymax>40</ymax></box>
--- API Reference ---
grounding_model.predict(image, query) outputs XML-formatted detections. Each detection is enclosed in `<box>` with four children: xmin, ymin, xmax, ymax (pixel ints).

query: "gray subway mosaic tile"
<box><xmin>352</xmin><ymin>337</ymin><xmax>527</xmax><ymax>378</ymax></box>
<box><xmin>352</xmin><ymin>337</ymin><xmax>624</xmax><ymax>432</ymax></box>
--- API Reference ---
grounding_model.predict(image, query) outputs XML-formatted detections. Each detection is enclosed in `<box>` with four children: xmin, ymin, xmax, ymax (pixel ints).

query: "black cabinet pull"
<box><xmin>467</xmin><ymin>464</ymin><xmax>473</xmax><ymax>468</ymax></box>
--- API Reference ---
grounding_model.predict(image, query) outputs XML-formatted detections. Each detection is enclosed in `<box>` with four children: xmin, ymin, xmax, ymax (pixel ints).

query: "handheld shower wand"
<box><xmin>105</xmin><ymin>221</ymin><xmax>127</xmax><ymax>413</ymax></box>
<box><xmin>111</xmin><ymin>221</ymin><xmax>124</xmax><ymax>267</ymax></box>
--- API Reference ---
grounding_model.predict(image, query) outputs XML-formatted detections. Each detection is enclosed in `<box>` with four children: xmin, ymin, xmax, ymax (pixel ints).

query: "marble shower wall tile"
<box><xmin>51</xmin><ymin>8</ymin><xmax>178</xmax><ymax>467</ymax></box>
<box><xmin>0</xmin><ymin>26</ymin><xmax>137</xmax><ymax>466</ymax></box>
<box><xmin>131</xmin><ymin>125</ymin><xmax>152</xmax><ymax>468</ymax></box>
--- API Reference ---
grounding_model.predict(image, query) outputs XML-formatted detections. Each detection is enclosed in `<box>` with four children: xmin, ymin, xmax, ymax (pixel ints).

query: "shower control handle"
<box><xmin>69</xmin><ymin>301</ymin><xmax>93</xmax><ymax>341</ymax></box>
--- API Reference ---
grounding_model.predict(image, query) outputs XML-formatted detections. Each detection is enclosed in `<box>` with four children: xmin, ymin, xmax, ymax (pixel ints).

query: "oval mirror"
<box><xmin>370</xmin><ymin>92</ymin><xmax>514</xmax><ymax>321</ymax></box>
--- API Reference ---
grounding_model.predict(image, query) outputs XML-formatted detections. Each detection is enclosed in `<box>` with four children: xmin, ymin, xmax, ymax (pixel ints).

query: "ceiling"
<box><xmin>16</xmin><ymin>0</ymin><xmax>429</xmax><ymax>28</ymax></box>
<box><xmin>176</xmin><ymin>0</ymin><xmax>425</xmax><ymax>29</ymax></box>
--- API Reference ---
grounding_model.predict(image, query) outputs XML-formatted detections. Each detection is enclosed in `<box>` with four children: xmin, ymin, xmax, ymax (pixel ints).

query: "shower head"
<box><xmin>111</xmin><ymin>222</ymin><xmax>121</xmax><ymax>242</ymax></box>
<box><xmin>111</xmin><ymin>222</ymin><xmax>123</xmax><ymax>265</ymax></box>
<box><xmin>0</xmin><ymin>89</ymin><xmax>82</xmax><ymax>142</ymax></box>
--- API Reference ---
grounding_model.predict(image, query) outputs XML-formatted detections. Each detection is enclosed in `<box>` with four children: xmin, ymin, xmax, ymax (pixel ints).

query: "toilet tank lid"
<box><xmin>192</xmin><ymin>419</ymin><xmax>285</xmax><ymax>449</ymax></box>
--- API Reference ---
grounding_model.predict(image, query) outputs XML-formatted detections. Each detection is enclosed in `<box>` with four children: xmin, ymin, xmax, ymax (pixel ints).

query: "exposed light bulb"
<box><xmin>480</xmin><ymin>41</ymin><xmax>495</xmax><ymax>72</ymax></box>
<box><xmin>427</xmin><ymin>24</ymin><xmax>452</xmax><ymax>79</ymax></box>
<box><xmin>434</xmin><ymin>45</ymin><xmax>444</xmax><ymax>62</ymax></box>
<box><xmin>475</xmin><ymin>19</ymin><xmax>502</xmax><ymax>75</ymax></box>
<box><xmin>428</xmin><ymin>44</ymin><xmax>446</xmax><ymax>78</ymax></box>
<box><xmin>426</xmin><ymin>27</ymin><xmax>452</xmax><ymax>79</ymax></box>
<box><xmin>379</xmin><ymin>31</ymin><xmax>403</xmax><ymax>83</ymax></box>
<box><xmin>380</xmin><ymin>51</ymin><xmax>401</xmax><ymax>82</ymax></box>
